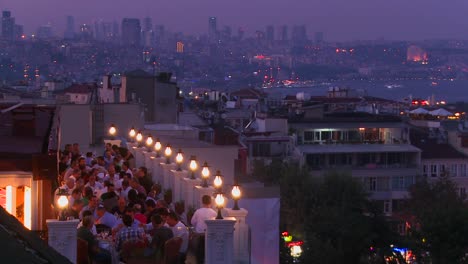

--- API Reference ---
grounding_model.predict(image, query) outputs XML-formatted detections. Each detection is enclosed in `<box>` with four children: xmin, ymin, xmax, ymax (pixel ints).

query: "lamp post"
<box><xmin>145</xmin><ymin>135</ymin><xmax>154</xmax><ymax>151</ymax></box>
<box><xmin>201</xmin><ymin>161</ymin><xmax>210</xmax><ymax>187</ymax></box>
<box><xmin>213</xmin><ymin>170</ymin><xmax>223</xmax><ymax>191</ymax></box>
<box><xmin>231</xmin><ymin>182</ymin><xmax>241</xmax><ymax>210</ymax></box>
<box><xmin>128</xmin><ymin>127</ymin><xmax>136</xmax><ymax>142</ymax></box>
<box><xmin>215</xmin><ymin>193</ymin><xmax>225</xmax><ymax>220</ymax></box>
<box><xmin>175</xmin><ymin>149</ymin><xmax>184</xmax><ymax>171</ymax></box>
<box><xmin>154</xmin><ymin>138</ymin><xmax>162</xmax><ymax>157</ymax></box>
<box><xmin>164</xmin><ymin>144</ymin><xmax>172</xmax><ymax>164</ymax></box>
<box><xmin>136</xmin><ymin>131</ymin><xmax>143</xmax><ymax>147</ymax></box>
<box><xmin>56</xmin><ymin>188</ymin><xmax>69</xmax><ymax>221</ymax></box>
<box><xmin>189</xmin><ymin>156</ymin><xmax>197</xmax><ymax>179</ymax></box>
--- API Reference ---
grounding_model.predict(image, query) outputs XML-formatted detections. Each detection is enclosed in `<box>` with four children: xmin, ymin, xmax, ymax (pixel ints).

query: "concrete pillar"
<box><xmin>142</xmin><ymin>151</ymin><xmax>154</xmax><ymax>172</ymax></box>
<box><xmin>205</xmin><ymin>218</ymin><xmax>236</xmax><ymax>264</ymax></box>
<box><xmin>193</xmin><ymin>186</ymin><xmax>215</xmax><ymax>209</ymax></box>
<box><xmin>46</xmin><ymin>219</ymin><xmax>80</xmax><ymax>263</ymax></box>
<box><xmin>150</xmin><ymin>157</ymin><xmax>164</xmax><ymax>184</ymax></box>
<box><xmin>134</xmin><ymin>148</ymin><xmax>145</xmax><ymax>168</ymax></box>
<box><xmin>182</xmin><ymin>178</ymin><xmax>201</xmax><ymax>211</ymax></box>
<box><xmin>225</xmin><ymin>208</ymin><xmax>250</xmax><ymax>264</ymax></box>
<box><xmin>160</xmin><ymin>163</ymin><xmax>176</xmax><ymax>191</ymax></box>
<box><xmin>171</xmin><ymin>170</ymin><xmax>188</xmax><ymax>202</ymax></box>
<box><xmin>5</xmin><ymin>185</ymin><xmax>17</xmax><ymax>217</ymax></box>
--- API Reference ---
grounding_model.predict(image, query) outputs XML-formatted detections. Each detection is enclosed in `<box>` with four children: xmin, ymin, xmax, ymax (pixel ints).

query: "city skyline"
<box><xmin>2</xmin><ymin>0</ymin><xmax>468</xmax><ymax>41</ymax></box>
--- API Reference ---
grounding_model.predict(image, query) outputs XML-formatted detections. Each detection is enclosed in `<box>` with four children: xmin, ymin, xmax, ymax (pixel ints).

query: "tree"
<box><xmin>259</xmin><ymin>161</ymin><xmax>397</xmax><ymax>264</ymax></box>
<box><xmin>406</xmin><ymin>177</ymin><xmax>468</xmax><ymax>263</ymax></box>
<box><xmin>302</xmin><ymin>172</ymin><xmax>396</xmax><ymax>264</ymax></box>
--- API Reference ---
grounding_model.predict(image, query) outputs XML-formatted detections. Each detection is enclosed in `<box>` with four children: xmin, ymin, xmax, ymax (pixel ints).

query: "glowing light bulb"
<box><xmin>146</xmin><ymin>135</ymin><xmax>153</xmax><ymax>146</ymax></box>
<box><xmin>215</xmin><ymin>193</ymin><xmax>225</xmax><ymax>207</ymax></box>
<box><xmin>108</xmin><ymin>124</ymin><xmax>117</xmax><ymax>136</ymax></box>
<box><xmin>129</xmin><ymin>127</ymin><xmax>136</xmax><ymax>138</ymax></box>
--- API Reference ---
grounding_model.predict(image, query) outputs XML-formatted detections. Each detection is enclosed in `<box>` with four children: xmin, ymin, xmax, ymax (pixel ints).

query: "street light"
<box><xmin>136</xmin><ymin>131</ymin><xmax>143</xmax><ymax>147</ymax></box>
<box><xmin>164</xmin><ymin>144</ymin><xmax>172</xmax><ymax>164</ymax></box>
<box><xmin>108</xmin><ymin>124</ymin><xmax>117</xmax><ymax>139</ymax></box>
<box><xmin>128</xmin><ymin>127</ymin><xmax>136</xmax><ymax>142</ymax></box>
<box><xmin>215</xmin><ymin>193</ymin><xmax>225</xmax><ymax>220</ymax></box>
<box><xmin>175</xmin><ymin>149</ymin><xmax>184</xmax><ymax>171</ymax></box>
<box><xmin>213</xmin><ymin>170</ymin><xmax>223</xmax><ymax>191</ymax></box>
<box><xmin>146</xmin><ymin>135</ymin><xmax>153</xmax><ymax>150</ymax></box>
<box><xmin>154</xmin><ymin>138</ymin><xmax>162</xmax><ymax>157</ymax></box>
<box><xmin>231</xmin><ymin>183</ymin><xmax>241</xmax><ymax>210</ymax></box>
<box><xmin>56</xmin><ymin>188</ymin><xmax>69</xmax><ymax>221</ymax></box>
<box><xmin>201</xmin><ymin>161</ymin><xmax>210</xmax><ymax>187</ymax></box>
<box><xmin>189</xmin><ymin>156</ymin><xmax>197</xmax><ymax>179</ymax></box>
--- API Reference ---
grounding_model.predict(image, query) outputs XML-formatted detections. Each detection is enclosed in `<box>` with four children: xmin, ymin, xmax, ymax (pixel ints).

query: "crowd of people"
<box><xmin>55</xmin><ymin>142</ymin><xmax>218</xmax><ymax>264</ymax></box>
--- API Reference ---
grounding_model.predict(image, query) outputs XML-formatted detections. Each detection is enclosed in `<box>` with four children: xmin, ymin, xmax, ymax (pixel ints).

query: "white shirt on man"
<box><xmin>190</xmin><ymin>207</ymin><xmax>217</xmax><ymax>233</ymax></box>
<box><xmin>171</xmin><ymin>221</ymin><xmax>189</xmax><ymax>253</ymax></box>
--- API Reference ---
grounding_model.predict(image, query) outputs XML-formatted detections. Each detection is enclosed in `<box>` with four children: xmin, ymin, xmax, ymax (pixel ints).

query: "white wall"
<box><xmin>59</xmin><ymin>105</ymin><xmax>92</xmax><ymax>148</ymax></box>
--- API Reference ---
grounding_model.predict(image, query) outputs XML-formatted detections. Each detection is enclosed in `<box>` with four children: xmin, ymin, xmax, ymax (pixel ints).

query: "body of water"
<box><xmin>263</xmin><ymin>80</ymin><xmax>468</xmax><ymax>103</ymax></box>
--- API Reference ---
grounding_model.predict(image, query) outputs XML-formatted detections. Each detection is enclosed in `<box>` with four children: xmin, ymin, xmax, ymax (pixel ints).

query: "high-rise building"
<box><xmin>14</xmin><ymin>24</ymin><xmax>23</xmax><ymax>39</ymax></box>
<box><xmin>2</xmin><ymin>11</ymin><xmax>15</xmax><ymax>40</ymax></box>
<box><xmin>176</xmin><ymin>41</ymin><xmax>184</xmax><ymax>53</ymax></box>
<box><xmin>78</xmin><ymin>24</ymin><xmax>93</xmax><ymax>40</ymax></box>
<box><xmin>315</xmin><ymin>31</ymin><xmax>324</xmax><ymax>43</ymax></box>
<box><xmin>142</xmin><ymin>17</ymin><xmax>154</xmax><ymax>47</ymax></box>
<box><xmin>266</xmin><ymin>25</ymin><xmax>274</xmax><ymax>42</ymax></box>
<box><xmin>208</xmin><ymin>17</ymin><xmax>217</xmax><ymax>42</ymax></box>
<box><xmin>292</xmin><ymin>25</ymin><xmax>307</xmax><ymax>43</ymax></box>
<box><xmin>279</xmin><ymin>25</ymin><xmax>288</xmax><ymax>41</ymax></box>
<box><xmin>37</xmin><ymin>25</ymin><xmax>53</xmax><ymax>39</ymax></box>
<box><xmin>64</xmin><ymin>16</ymin><xmax>75</xmax><ymax>39</ymax></box>
<box><xmin>121</xmin><ymin>18</ymin><xmax>141</xmax><ymax>46</ymax></box>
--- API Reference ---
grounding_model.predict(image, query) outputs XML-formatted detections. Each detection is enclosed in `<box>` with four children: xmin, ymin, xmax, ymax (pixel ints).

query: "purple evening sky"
<box><xmin>2</xmin><ymin>0</ymin><xmax>468</xmax><ymax>41</ymax></box>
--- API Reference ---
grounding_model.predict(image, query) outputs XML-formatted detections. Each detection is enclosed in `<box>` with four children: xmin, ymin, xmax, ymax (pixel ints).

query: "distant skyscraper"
<box><xmin>2</xmin><ymin>11</ymin><xmax>15</xmax><ymax>40</ymax></box>
<box><xmin>14</xmin><ymin>24</ymin><xmax>23</xmax><ymax>39</ymax></box>
<box><xmin>315</xmin><ymin>31</ymin><xmax>324</xmax><ymax>43</ymax></box>
<box><xmin>292</xmin><ymin>25</ymin><xmax>307</xmax><ymax>43</ymax></box>
<box><xmin>78</xmin><ymin>24</ymin><xmax>93</xmax><ymax>40</ymax></box>
<box><xmin>64</xmin><ymin>16</ymin><xmax>75</xmax><ymax>39</ymax></box>
<box><xmin>279</xmin><ymin>25</ymin><xmax>288</xmax><ymax>41</ymax></box>
<box><xmin>176</xmin><ymin>41</ymin><xmax>184</xmax><ymax>53</ymax></box>
<box><xmin>237</xmin><ymin>27</ymin><xmax>245</xmax><ymax>40</ymax></box>
<box><xmin>37</xmin><ymin>24</ymin><xmax>53</xmax><ymax>39</ymax></box>
<box><xmin>121</xmin><ymin>18</ymin><xmax>141</xmax><ymax>46</ymax></box>
<box><xmin>208</xmin><ymin>17</ymin><xmax>217</xmax><ymax>42</ymax></box>
<box><xmin>266</xmin><ymin>25</ymin><xmax>274</xmax><ymax>42</ymax></box>
<box><xmin>142</xmin><ymin>17</ymin><xmax>154</xmax><ymax>47</ymax></box>
<box><xmin>112</xmin><ymin>21</ymin><xmax>119</xmax><ymax>38</ymax></box>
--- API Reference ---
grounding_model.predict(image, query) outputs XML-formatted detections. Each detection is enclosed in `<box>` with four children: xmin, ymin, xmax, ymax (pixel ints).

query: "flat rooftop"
<box><xmin>298</xmin><ymin>144</ymin><xmax>421</xmax><ymax>154</ymax></box>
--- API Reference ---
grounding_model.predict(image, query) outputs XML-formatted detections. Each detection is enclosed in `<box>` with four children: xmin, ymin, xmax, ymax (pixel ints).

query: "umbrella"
<box><xmin>429</xmin><ymin>108</ymin><xmax>452</xmax><ymax>116</ymax></box>
<box><xmin>410</xmin><ymin>108</ymin><xmax>429</xmax><ymax>114</ymax></box>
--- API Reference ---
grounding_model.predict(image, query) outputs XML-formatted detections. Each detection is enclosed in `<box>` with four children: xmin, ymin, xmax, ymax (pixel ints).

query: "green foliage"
<box><xmin>406</xmin><ymin>177</ymin><xmax>468</xmax><ymax>263</ymax></box>
<box><xmin>262</xmin><ymin>161</ymin><xmax>397</xmax><ymax>264</ymax></box>
<box><xmin>301</xmin><ymin>172</ymin><xmax>395</xmax><ymax>264</ymax></box>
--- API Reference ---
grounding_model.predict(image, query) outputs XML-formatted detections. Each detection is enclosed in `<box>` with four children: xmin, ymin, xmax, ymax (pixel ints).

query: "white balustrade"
<box><xmin>205</xmin><ymin>218</ymin><xmax>236</xmax><ymax>264</ymax></box>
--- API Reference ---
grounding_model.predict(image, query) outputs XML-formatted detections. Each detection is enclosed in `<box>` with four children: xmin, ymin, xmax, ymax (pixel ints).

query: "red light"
<box><xmin>286</xmin><ymin>241</ymin><xmax>304</xmax><ymax>247</ymax></box>
<box><xmin>335</xmin><ymin>48</ymin><xmax>340</xmax><ymax>53</ymax></box>
<box><xmin>281</xmin><ymin>232</ymin><xmax>289</xmax><ymax>237</ymax></box>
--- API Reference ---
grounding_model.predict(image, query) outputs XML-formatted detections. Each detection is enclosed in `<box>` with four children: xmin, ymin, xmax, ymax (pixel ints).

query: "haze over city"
<box><xmin>3</xmin><ymin>0</ymin><xmax>468</xmax><ymax>40</ymax></box>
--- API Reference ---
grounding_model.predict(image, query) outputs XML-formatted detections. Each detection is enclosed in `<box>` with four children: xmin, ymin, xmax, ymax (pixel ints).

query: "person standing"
<box><xmin>190</xmin><ymin>195</ymin><xmax>217</xmax><ymax>264</ymax></box>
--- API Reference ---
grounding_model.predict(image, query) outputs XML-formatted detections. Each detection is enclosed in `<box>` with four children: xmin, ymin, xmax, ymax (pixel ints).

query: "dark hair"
<box><xmin>72</xmin><ymin>188</ymin><xmax>82</xmax><ymax>195</ymax></box>
<box><xmin>84</xmin><ymin>187</ymin><xmax>93</xmax><ymax>197</ymax></box>
<box><xmin>151</xmin><ymin>214</ymin><xmax>164</xmax><ymax>225</ymax></box>
<box><xmin>122</xmin><ymin>161</ymin><xmax>130</xmax><ymax>168</ymax></box>
<box><xmin>145</xmin><ymin>199</ymin><xmax>156</xmax><ymax>208</ymax></box>
<box><xmin>202</xmin><ymin>195</ymin><xmax>211</xmax><ymax>205</ymax></box>
<box><xmin>122</xmin><ymin>180</ymin><xmax>129</xmax><ymax>187</ymax></box>
<box><xmin>86</xmin><ymin>152</ymin><xmax>93</xmax><ymax>157</ymax></box>
<box><xmin>82</xmin><ymin>210</ymin><xmax>93</xmax><ymax>218</ymax></box>
<box><xmin>128</xmin><ymin>189</ymin><xmax>138</xmax><ymax>201</ymax></box>
<box><xmin>122</xmin><ymin>214</ymin><xmax>133</xmax><ymax>227</ymax></box>
<box><xmin>168</xmin><ymin>211</ymin><xmax>179</xmax><ymax>221</ymax></box>
<box><xmin>139</xmin><ymin>167</ymin><xmax>148</xmax><ymax>176</ymax></box>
